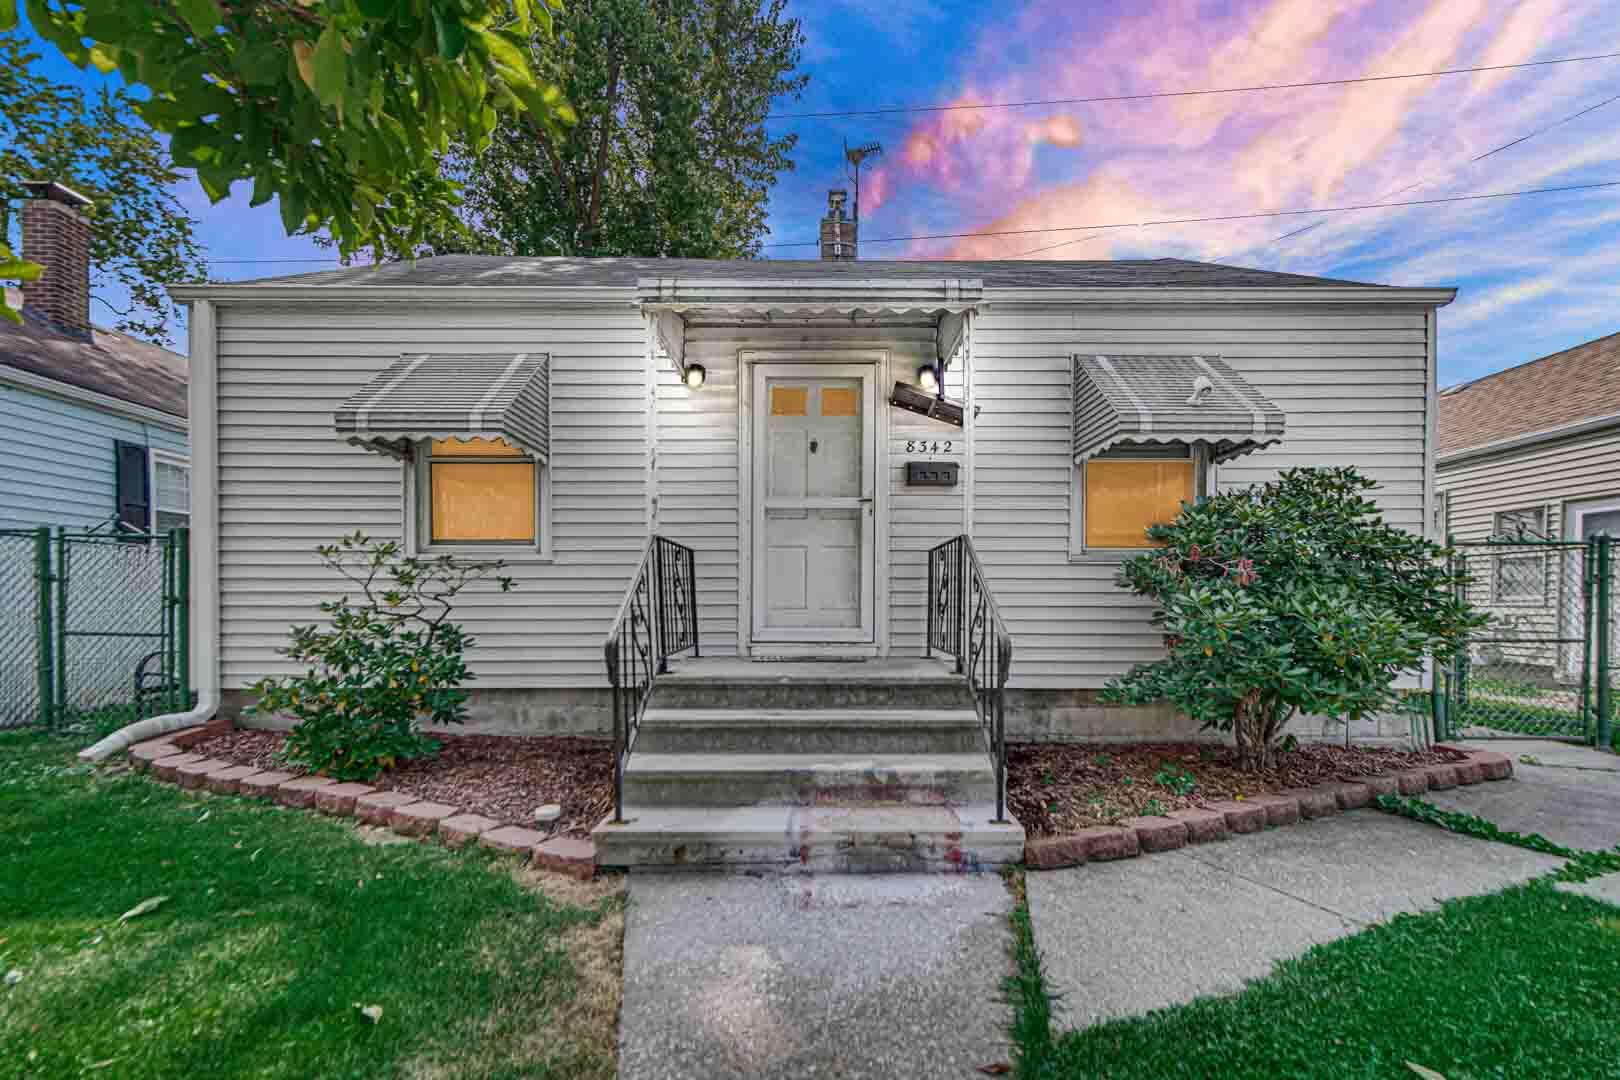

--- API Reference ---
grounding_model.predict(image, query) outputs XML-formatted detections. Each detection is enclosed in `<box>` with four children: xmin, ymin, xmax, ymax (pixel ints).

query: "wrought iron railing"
<box><xmin>603</xmin><ymin>535</ymin><xmax>699</xmax><ymax>822</ymax></box>
<box><xmin>927</xmin><ymin>534</ymin><xmax>1012</xmax><ymax>823</ymax></box>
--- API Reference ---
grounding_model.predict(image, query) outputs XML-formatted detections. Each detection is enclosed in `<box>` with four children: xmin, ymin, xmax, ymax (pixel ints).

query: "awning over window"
<box><xmin>333</xmin><ymin>353</ymin><xmax>550</xmax><ymax>461</ymax></box>
<box><xmin>1073</xmin><ymin>354</ymin><xmax>1285</xmax><ymax>463</ymax></box>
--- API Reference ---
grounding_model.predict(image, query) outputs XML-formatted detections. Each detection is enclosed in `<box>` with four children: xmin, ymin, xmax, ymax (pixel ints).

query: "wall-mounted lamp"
<box><xmin>683</xmin><ymin>363</ymin><xmax>706</xmax><ymax>390</ymax></box>
<box><xmin>916</xmin><ymin>363</ymin><xmax>939</xmax><ymax>394</ymax></box>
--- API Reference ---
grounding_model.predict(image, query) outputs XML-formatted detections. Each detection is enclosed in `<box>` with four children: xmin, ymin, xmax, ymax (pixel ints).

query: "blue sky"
<box><xmin>11</xmin><ymin>0</ymin><xmax>1620</xmax><ymax>386</ymax></box>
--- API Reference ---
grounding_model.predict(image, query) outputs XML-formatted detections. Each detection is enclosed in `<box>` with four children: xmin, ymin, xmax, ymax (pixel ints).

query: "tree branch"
<box><xmin>584</xmin><ymin>54</ymin><xmax>622</xmax><ymax>240</ymax></box>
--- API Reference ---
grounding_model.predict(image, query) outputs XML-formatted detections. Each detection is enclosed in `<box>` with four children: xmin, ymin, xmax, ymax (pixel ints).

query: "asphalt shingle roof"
<box><xmin>0</xmin><ymin>288</ymin><xmax>187</xmax><ymax>419</ymax></box>
<box><xmin>1439</xmin><ymin>330</ymin><xmax>1620</xmax><ymax>456</ymax></box>
<box><xmin>243</xmin><ymin>255</ymin><xmax>1382</xmax><ymax>290</ymax></box>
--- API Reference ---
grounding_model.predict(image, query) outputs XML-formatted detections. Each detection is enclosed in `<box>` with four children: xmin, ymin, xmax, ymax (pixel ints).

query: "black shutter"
<box><xmin>114</xmin><ymin>440</ymin><xmax>150</xmax><ymax>531</ymax></box>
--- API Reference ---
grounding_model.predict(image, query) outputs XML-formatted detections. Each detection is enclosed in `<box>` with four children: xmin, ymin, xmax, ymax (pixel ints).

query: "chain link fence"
<box><xmin>0</xmin><ymin>526</ymin><xmax>188</xmax><ymax>732</ymax></box>
<box><xmin>1435</xmin><ymin>536</ymin><xmax>1614</xmax><ymax>747</ymax></box>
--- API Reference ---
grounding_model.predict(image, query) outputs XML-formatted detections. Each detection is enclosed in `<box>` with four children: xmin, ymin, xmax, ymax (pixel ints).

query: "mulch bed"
<box><xmin>192</xmin><ymin>729</ymin><xmax>613</xmax><ymax>838</ymax></box>
<box><xmin>1009</xmin><ymin>741</ymin><xmax>1467</xmax><ymax>838</ymax></box>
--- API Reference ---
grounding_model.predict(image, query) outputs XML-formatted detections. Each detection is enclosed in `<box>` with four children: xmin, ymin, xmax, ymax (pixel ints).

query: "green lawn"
<box><xmin>1012</xmin><ymin>882</ymin><xmax>1620</xmax><ymax>1080</ymax></box>
<box><xmin>0</xmin><ymin>731</ymin><xmax>619</xmax><ymax>1080</ymax></box>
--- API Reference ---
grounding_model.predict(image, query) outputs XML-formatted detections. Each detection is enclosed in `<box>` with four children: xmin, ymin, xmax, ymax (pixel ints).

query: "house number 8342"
<box><xmin>905</xmin><ymin>440</ymin><xmax>953</xmax><ymax>454</ymax></box>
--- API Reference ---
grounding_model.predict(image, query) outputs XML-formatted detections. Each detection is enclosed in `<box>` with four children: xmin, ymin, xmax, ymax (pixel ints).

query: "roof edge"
<box><xmin>990</xmin><ymin>286</ymin><xmax>1456</xmax><ymax>306</ymax></box>
<box><xmin>0</xmin><ymin>361</ymin><xmax>188</xmax><ymax>430</ymax></box>
<box><xmin>1439</xmin><ymin>408</ymin><xmax>1620</xmax><ymax>468</ymax></box>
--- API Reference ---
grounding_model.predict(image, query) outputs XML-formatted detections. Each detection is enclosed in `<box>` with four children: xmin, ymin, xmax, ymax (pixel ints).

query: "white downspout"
<box><xmin>80</xmin><ymin>298</ymin><xmax>221</xmax><ymax>760</ymax></box>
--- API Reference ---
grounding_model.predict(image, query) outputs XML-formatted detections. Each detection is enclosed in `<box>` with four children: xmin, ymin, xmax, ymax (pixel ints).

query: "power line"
<box><xmin>1197</xmin><ymin>88</ymin><xmax>1620</xmax><ymax>265</ymax></box>
<box><xmin>763</xmin><ymin>179</ymin><xmax>1620</xmax><ymax>250</ymax></box>
<box><xmin>211</xmin><ymin>257</ymin><xmax>345</xmax><ymax>264</ymax></box>
<box><xmin>766</xmin><ymin>51</ymin><xmax>1620</xmax><ymax>121</ymax></box>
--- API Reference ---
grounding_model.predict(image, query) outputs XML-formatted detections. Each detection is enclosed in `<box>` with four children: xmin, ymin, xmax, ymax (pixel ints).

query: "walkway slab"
<box><xmin>619</xmin><ymin>872</ymin><xmax>1011</xmax><ymax>1079</ymax></box>
<box><xmin>1028</xmin><ymin>811</ymin><xmax>1562</xmax><ymax>1029</ymax></box>
<box><xmin>1428</xmin><ymin>739</ymin><xmax>1620</xmax><ymax>852</ymax></box>
<box><xmin>1556</xmin><ymin>876</ymin><xmax>1620</xmax><ymax>907</ymax></box>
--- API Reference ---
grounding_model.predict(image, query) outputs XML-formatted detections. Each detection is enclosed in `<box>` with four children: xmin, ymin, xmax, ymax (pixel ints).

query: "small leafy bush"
<box><xmin>1154</xmin><ymin>764</ymin><xmax>1196</xmax><ymax>796</ymax></box>
<box><xmin>1102</xmin><ymin>467</ymin><xmax>1484</xmax><ymax>771</ymax></box>
<box><xmin>248</xmin><ymin>533</ymin><xmax>513</xmax><ymax>781</ymax></box>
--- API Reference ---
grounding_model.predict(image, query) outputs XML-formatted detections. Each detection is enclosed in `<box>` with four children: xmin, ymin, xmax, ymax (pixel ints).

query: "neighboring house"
<box><xmin>169</xmin><ymin>190</ymin><xmax>1455</xmax><ymax>749</ymax></box>
<box><xmin>1</xmin><ymin>182</ymin><xmax>190</xmax><ymax>534</ymax></box>
<box><xmin>1437</xmin><ymin>331</ymin><xmax>1620</xmax><ymax>680</ymax></box>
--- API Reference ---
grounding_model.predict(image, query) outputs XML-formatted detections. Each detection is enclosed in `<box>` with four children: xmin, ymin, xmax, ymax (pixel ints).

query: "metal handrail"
<box><xmin>926</xmin><ymin>534</ymin><xmax>1013</xmax><ymax>823</ymax></box>
<box><xmin>603</xmin><ymin>535</ymin><xmax>699</xmax><ymax>822</ymax></box>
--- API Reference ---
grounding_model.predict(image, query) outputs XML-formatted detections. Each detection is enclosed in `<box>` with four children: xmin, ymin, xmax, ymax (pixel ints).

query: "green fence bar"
<box><xmin>53</xmin><ymin>527</ymin><xmax>67</xmax><ymax>727</ymax></box>
<box><xmin>1597</xmin><ymin>536</ymin><xmax>1613</xmax><ymax>750</ymax></box>
<box><xmin>176</xmin><ymin>527</ymin><xmax>190</xmax><ymax>714</ymax></box>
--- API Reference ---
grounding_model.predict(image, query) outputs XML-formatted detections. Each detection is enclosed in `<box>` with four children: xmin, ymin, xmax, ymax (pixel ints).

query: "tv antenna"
<box><xmin>844</xmin><ymin>139</ymin><xmax>883</xmax><ymax>222</ymax></box>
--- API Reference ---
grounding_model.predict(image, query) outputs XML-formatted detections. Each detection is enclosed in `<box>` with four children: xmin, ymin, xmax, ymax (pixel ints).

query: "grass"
<box><xmin>0</xmin><ymin>730</ymin><xmax>621</xmax><ymax>1079</ymax></box>
<box><xmin>1007</xmin><ymin>882</ymin><xmax>1620</xmax><ymax>1080</ymax></box>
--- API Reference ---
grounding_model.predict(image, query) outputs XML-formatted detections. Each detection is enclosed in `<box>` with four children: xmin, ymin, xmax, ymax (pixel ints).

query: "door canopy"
<box><xmin>1073</xmin><ymin>354</ymin><xmax>1286</xmax><ymax>464</ymax></box>
<box><xmin>332</xmin><ymin>353</ymin><xmax>550</xmax><ymax>461</ymax></box>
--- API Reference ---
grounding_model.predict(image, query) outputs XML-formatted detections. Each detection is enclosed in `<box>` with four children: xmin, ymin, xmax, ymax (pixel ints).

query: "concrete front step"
<box><xmin>635</xmin><ymin>708</ymin><xmax>986</xmax><ymax>754</ymax></box>
<box><xmin>651</xmin><ymin>657</ymin><xmax>974</xmax><ymax>711</ymax></box>
<box><xmin>592</xmin><ymin>803</ymin><xmax>1024</xmax><ymax>872</ymax></box>
<box><xmin>623</xmin><ymin>752</ymin><xmax>997</xmax><ymax>807</ymax></box>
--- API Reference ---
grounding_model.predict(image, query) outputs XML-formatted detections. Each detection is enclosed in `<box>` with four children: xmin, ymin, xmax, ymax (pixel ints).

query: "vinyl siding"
<box><xmin>0</xmin><ymin>381</ymin><xmax>187</xmax><ymax>530</ymax></box>
<box><xmin>971</xmin><ymin>303</ymin><xmax>1431</xmax><ymax>689</ymax></box>
<box><xmin>214</xmin><ymin>304</ymin><xmax>648</xmax><ymax>689</ymax></box>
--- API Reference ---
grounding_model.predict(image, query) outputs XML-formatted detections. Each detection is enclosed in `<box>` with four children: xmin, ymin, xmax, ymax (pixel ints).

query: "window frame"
<box><xmin>1069</xmin><ymin>443</ymin><xmax>1209</xmax><ymax>559</ymax></box>
<box><xmin>1490</xmin><ymin>505</ymin><xmax>1548</xmax><ymax>606</ymax></box>
<box><xmin>407</xmin><ymin>437</ymin><xmax>551</xmax><ymax>560</ymax></box>
<box><xmin>148</xmin><ymin>449</ymin><xmax>191</xmax><ymax>535</ymax></box>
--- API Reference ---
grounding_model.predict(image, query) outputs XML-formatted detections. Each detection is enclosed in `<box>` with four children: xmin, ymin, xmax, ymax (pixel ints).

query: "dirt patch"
<box><xmin>192</xmin><ymin>728</ymin><xmax>613</xmax><ymax>837</ymax></box>
<box><xmin>1010</xmin><ymin>741</ymin><xmax>1466</xmax><ymax>838</ymax></box>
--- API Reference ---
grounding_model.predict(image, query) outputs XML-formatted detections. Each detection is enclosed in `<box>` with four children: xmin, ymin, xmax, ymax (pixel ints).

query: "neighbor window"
<box><xmin>152</xmin><ymin>455</ymin><xmax>191</xmax><ymax>533</ymax></box>
<box><xmin>1075</xmin><ymin>444</ymin><xmax>1203</xmax><ymax>553</ymax></box>
<box><xmin>1492</xmin><ymin>506</ymin><xmax>1546</xmax><ymax>603</ymax></box>
<box><xmin>420</xmin><ymin>437</ymin><xmax>539</xmax><ymax>547</ymax></box>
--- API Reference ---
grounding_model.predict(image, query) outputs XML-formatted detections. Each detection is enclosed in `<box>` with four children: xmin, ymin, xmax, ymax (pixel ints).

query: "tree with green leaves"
<box><xmin>428</xmin><ymin>0</ymin><xmax>805</xmax><ymax>259</ymax></box>
<box><xmin>1</xmin><ymin>31</ymin><xmax>208</xmax><ymax>344</ymax></box>
<box><xmin>2</xmin><ymin>0</ymin><xmax>576</xmax><ymax>279</ymax></box>
<box><xmin>1102</xmin><ymin>467</ymin><xmax>1483</xmax><ymax>771</ymax></box>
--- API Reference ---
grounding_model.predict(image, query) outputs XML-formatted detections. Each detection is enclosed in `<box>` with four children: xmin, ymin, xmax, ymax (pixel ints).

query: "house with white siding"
<box><xmin>165</xmin><ymin>192</ymin><xmax>1456</xmax><ymax>869</ymax></box>
<box><xmin>2</xmin><ymin>182</ymin><xmax>190</xmax><ymax>534</ymax></box>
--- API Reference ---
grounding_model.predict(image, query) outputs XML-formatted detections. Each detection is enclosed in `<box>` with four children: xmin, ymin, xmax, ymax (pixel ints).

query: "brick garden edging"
<box><xmin>123</xmin><ymin>737</ymin><xmax>596</xmax><ymax>880</ymax></box>
<box><xmin>1024</xmin><ymin>747</ymin><xmax>1514</xmax><ymax>871</ymax></box>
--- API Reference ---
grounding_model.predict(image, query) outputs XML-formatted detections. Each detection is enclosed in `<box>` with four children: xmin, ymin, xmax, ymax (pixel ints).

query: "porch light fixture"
<box><xmin>682</xmin><ymin>363</ymin><xmax>706</xmax><ymax>390</ymax></box>
<box><xmin>916</xmin><ymin>363</ymin><xmax>939</xmax><ymax>394</ymax></box>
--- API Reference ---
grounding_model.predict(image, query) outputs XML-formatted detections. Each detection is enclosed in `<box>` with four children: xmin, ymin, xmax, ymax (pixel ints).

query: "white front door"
<box><xmin>751</xmin><ymin>363</ymin><xmax>876</xmax><ymax>644</ymax></box>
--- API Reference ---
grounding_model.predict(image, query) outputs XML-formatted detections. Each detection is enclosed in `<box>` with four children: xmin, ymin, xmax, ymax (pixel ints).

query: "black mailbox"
<box><xmin>906</xmin><ymin>461</ymin><xmax>959</xmax><ymax>487</ymax></box>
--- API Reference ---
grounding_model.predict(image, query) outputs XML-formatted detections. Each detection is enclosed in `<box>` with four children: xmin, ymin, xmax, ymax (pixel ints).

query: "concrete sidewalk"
<box><xmin>1027</xmin><ymin>811</ymin><xmax>1563</xmax><ymax>1029</ymax></box>
<box><xmin>1428</xmin><ymin>739</ymin><xmax>1620</xmax><ymax>852</ymax></box>
<box><xmin>618</xmin><ymin>872</ymin><xmax>1014</xmax><ymax>1079</ymax></box>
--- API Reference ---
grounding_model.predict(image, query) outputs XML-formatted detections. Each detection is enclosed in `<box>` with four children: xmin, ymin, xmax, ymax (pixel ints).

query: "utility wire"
<box><xmin>766</xmin><ymin>51</ymin><xmax>1620</xmax><ymax>121</ymax></box>
<box><xmin>762</xmin><ymin>180</ymin><xmax>1620</xmax><ymax>251</ymax></box>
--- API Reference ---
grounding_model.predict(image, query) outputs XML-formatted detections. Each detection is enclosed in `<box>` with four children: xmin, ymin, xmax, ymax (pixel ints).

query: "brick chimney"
<box><xmin>819</xmin><ymin>189</ymin><xmax>857</xmax><ymax>261</ymax></box>
<box><xmin>20</xmin><ymin>180</ymin><xmax>95</xmax><ymax>340</ymax></box>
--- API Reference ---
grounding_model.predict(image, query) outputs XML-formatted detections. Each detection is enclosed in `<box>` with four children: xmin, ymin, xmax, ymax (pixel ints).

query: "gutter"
<box><xmin>1437</xmin><ymin>409</ymin><xmax>1620</xmax><ymax>469</ymax></box>
<box><xmin>79</xmin><ymin>300</ymin><xmax>221</xmax><ymax>760</ymax></box>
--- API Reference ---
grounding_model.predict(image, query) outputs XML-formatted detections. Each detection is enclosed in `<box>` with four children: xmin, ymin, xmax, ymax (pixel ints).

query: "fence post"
<box><xmin>177</xmin><ymin>528</ymin><xmax>190</xmax><ymax>713</ymax></box>
<box><xmin>33</xmin><ymin>527</ymin><xmax>54</xmax><ymax>726</ymax></box>
<box><xmin>53</xmin><ymin>527</ymin><xmax>67</xmax><ymax>726</ymax></box>
<box><xmin>1597</xmin><ymin>536</ymin><xmax>1613</xmax><ymax>750</ymax></box>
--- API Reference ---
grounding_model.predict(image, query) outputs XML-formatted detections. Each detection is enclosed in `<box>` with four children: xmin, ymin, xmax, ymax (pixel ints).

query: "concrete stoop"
<box><xmin>592</xmin><ymin>658</ymin><xmax>1026</xmax><ymax>873</ymax></box>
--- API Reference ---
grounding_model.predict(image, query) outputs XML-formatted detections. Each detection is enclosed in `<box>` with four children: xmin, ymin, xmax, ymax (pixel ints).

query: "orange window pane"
<box><xmin>821</xmin><ymin>386</ymin><xmax>858</xmax><ymax>417</ymax></box>
<box><xmin>770</xmin><ymin>385</ymin><xmax>808</xmax><ymax>416</ymax></box>
<box><xmin>431</xmin><ymin>436</ymin><xmax>524</xmax><ymax>457</ymax></box>
<box><xmin>1085</xmin><ymin>460</ymin><xmax>1193</xmax><ymax>549</ymax></box>
<box><xmin>430</xmin><ymin>461</ymin><xmax>535</xmax><ymax>541</ymax></box>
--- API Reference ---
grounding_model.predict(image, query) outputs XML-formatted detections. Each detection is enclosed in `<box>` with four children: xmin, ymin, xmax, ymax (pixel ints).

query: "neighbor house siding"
<box><xmin>0</xmin><ymin>381</ymin><xmax>186</xmax><ymax>530</ymax></box>
<box><xmin>652</xmin><ymin>321</ymin><xmax>963</xmax><ymax>657</ymax></box>
<box><xmin>213</xmin><ymin>303</ymin><xmax>648</xmax><ymax>689</ymax></box>
<box><xmin>970</xmin><ymin>303</ymin><xmax>1431</xmax><ymax>690</ymax></box>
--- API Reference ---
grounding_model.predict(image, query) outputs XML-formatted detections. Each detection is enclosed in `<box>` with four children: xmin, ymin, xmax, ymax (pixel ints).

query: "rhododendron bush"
<box><xmin>1102</xmin><ymin>467</ymin><xmax>1481</xmax><ymax>771</ymax></box>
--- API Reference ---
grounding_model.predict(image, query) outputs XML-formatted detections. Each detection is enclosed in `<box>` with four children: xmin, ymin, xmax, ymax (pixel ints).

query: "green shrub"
<box><xmin>248</xmin><ymin>533</ymin><xmax>513</xmax><ymax>781</ymax></box>
<box><xmin>1102</xmin><ymin>467</ymin><xmax>1484</xmax><ymax>771</ymax></box>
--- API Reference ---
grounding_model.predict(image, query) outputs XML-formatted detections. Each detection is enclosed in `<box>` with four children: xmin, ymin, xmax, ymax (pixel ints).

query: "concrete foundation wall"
<box><xmin>223</xmin><ymin>686</ymin><xmax>1412</xmax><ymax>746</ymax></box>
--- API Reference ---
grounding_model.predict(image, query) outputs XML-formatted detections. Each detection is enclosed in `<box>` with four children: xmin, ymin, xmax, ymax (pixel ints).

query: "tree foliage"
<box><xmin>247</xmin><ymin>533</ymin><xmax>514</xmax><ymax>782</ymax></box>
<box><xmin>426</xmin><ymin>0</ymin><xmax>805</xmax><ymax>259</ymax></box>
<box><xmin>1</xmin><ymin>31</ymin><xmax>207</xmax><ymax>343</ymax></box>
<box><xmin>1101</xmin><ymin>467</ymin><xmax>1483</xmax><ymax>771</ymax></box>
<box><xmin>5</xmin><ymin>0</ymin><xmax>577</xmax><ymax>262</ymax></box>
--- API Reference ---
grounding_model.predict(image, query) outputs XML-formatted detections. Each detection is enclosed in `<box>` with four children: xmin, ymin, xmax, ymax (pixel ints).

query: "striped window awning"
<box><xmin>333</xmin><ymin>353</ymin><xmax>550</xmax><ymax>461</ymax></box>
<box><xmin>1073</xmin><ymin>354</ymin><xmax>1285</xmax><ymax>463</ymax></box>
